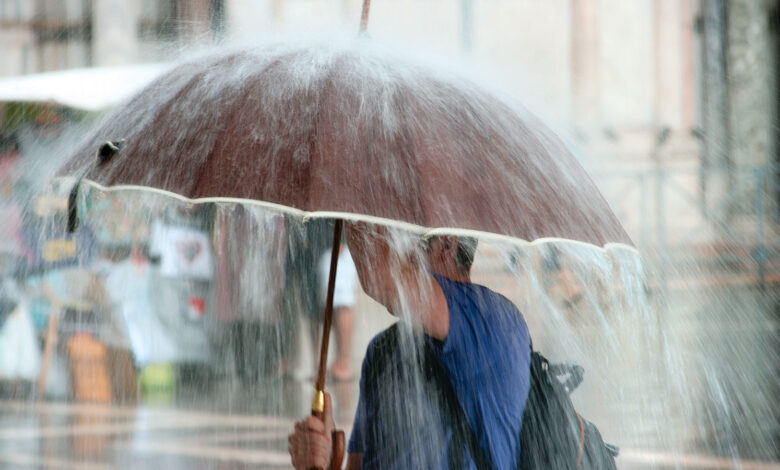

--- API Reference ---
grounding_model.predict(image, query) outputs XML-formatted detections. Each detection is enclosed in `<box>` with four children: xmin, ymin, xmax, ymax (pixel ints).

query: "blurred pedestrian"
<box><xmin>214</xmin><ymin>206</ymin><xmax>286</xmax><ymax>383</ymax></box>
<box><xmin>543</xmin><ymin>246</ymin><xmax>584</xmax><ymax>308</ymax></box>
<box><xmin>316</xmin><ymin>242</ymin><xmax>358</xmax><ymax>381</ymax></box>
<box><xmin>103</xmin><ymin>244</ymin><xmax>177</xmax><ymax>368</ymax></box>
<box><xmin>279</xmin><ymin>218</ymin><xmax>329</xmax><ymax>378</ymax></box>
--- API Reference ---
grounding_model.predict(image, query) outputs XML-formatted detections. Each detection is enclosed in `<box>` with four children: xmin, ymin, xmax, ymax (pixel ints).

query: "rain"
<box><xmin>0</xmin><ymin>1</ymin><xmax>777</xmax><ymax>469</ymax></box>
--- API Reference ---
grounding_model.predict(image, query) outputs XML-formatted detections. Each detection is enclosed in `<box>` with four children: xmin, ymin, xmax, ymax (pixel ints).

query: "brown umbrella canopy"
<box><xmin>61</xmin><ymin>42</ymin><xmax>632</xmax><ymax>247</ymax></box>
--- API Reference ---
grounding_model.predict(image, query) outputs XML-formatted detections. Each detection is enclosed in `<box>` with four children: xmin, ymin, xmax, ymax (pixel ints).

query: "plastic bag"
<box><xmin>0</xmin><ymin>302</ymin><xmax>42</xmax><ymax>381</ymax></box>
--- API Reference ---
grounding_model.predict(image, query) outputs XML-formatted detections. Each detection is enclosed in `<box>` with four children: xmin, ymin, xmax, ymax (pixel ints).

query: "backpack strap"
<box><xmin>421</xmin><ymin>341</ymin><xmax>495</xmax><ymax>470</ymax></box>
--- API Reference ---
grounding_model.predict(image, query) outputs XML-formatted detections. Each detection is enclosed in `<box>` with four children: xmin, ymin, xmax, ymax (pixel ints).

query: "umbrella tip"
<box><xmin>359</xmin><ymin>0</ymin><xmax>371</xmax><ymax>34</ymax></box>
<box><xmin>96</xmin><ymin>139</ymin><xmax>126</xmax><ymax>164</ymax></box>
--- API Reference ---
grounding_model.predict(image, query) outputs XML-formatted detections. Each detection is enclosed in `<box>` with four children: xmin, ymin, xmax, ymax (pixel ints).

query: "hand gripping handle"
<box><xmin>308</xmin><ymin>408</ymin><xmax>345</xmax><ymax>470</ymax></box>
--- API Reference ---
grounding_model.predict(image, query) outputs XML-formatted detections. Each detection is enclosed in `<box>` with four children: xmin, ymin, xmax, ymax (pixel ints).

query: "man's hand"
<box><xmin>288</xmin><ymin>392</ymin><xmax>336</xmax><ymax>470</ymax></box>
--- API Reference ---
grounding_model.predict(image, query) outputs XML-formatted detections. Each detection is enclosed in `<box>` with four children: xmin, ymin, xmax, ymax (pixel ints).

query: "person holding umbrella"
<box><xmin>288</xmin><ymin>223</ymin><xmax>531</xmax><ymax>469</ymax></box>
<box><xmin>55</xmin><ymin>37</ymin><xmax>633</xmax><ymax>470</ymax></box>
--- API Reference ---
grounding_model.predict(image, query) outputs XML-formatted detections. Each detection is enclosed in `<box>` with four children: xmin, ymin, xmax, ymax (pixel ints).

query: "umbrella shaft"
<box><xmin>314</xmin><ymin>219</ymin><xmax>343</xmax><ymax>396</ymax></box>
<box><xmin>360</xmin><ymin>0</ymin><xmax>371</xmax><ymax>32</ymax></box>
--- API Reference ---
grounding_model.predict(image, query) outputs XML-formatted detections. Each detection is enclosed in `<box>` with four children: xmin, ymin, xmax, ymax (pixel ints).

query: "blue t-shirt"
<box><xmin>348</xmin><ymin>274</ymin><xmax>531</xmax><ymax>469</ymax></box>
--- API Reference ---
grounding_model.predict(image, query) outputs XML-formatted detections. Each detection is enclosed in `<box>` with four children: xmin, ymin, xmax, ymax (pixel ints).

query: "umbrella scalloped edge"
<box><xmin>70</xmin><ymin>178</ymin><xmax>639</xmax><ymax>256</ymax></box>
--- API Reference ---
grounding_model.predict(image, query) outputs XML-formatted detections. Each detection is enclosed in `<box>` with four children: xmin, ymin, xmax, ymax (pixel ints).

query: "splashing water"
<box><xmin>0</xmin><ymin>38</ymin><xmax>775</xmax><ymax>470</ymax></box>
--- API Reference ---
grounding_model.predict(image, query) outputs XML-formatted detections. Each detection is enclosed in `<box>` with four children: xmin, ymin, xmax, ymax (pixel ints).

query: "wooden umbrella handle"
<box><xmin>309</xmin><ymin>219</ymin><xmax>345</xmax><ymax>470</ymax></box>
<box><xmin>313</xmin><ymin>219</ymin><xmax>342</xmax><ymax>395</ymax></box>
<box><xmin>307</xmin><ymin>411</ymin><xmax>345</xmax><ymax>470</ymax></box>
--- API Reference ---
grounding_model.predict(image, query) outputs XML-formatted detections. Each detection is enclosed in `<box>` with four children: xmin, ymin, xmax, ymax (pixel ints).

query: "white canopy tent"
<box><xmin>0</xmin><ymin>63</ymin><xmax>169</xmax><ymax>111</ymax></box>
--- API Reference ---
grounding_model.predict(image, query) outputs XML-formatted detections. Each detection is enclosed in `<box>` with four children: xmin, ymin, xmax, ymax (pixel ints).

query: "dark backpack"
<box><xmin>518</xmin><ymin>351</ymin><xmax>619</xmax><ymax>469</ymax></box>
<box><xmin>368</xmin><ymin>324</ymin><xmax>618</xmax><ymax>469</ymax></box>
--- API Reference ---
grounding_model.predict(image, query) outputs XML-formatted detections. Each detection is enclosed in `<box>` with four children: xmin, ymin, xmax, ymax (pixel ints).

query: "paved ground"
<box><xmin>0</xmin><ymin>399</ymin><xmax>294</xmax><ymax>469</ymax></box>
<box><xmin>0</xmin><ymin>383</ymin><xmax>777</xmax><ymax>470</ymax></box>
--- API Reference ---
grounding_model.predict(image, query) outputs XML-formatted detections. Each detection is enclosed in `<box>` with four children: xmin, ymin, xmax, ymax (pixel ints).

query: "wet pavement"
<box><xmin>0</xmin><ymin>391</ymin><xmax>301</xmax><ymax>469</ymax></box>
<box><xmin>0</xmin><ymin>362</ymin><xmax>362</xmax><ymax>469</ymax></box>
<box><xmin>0</xmin><ymin>371</ymin><xmax>777</xmax><ymax>470</ymax></box>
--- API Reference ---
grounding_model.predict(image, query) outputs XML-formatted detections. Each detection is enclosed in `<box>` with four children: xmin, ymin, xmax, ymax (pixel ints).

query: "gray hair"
<box><xmin>456</xmin><ymin>236</ymin><xmax>478</xmax><ymax>272</ymax></box>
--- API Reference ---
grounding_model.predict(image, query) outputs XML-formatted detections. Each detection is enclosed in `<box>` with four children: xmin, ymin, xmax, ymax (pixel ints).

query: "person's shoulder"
<box><xmin>431</xmin><ymin>274</ymin><xmax>479</xmax><ymax>300</ymax></box>
<box><xmin>434</xmin><ymin>275</ymin><xmax>495</xmax><ymax>298</ymax></box>
<box><xmin>473</xmin><ymin>284</ymin><xmax>528</xmax><ymax>330</ymax></box>
<box><xmin>433</xmin><ymin>275</ymin><xmax>519</xmax><ymax>314</ymax></box>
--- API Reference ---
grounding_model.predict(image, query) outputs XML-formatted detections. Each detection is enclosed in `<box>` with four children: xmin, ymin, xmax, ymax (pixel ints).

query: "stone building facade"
<box><xmin>1</xmin><ymin>0</ymin><xmax>777</xmax><ymax>262</ymax></box>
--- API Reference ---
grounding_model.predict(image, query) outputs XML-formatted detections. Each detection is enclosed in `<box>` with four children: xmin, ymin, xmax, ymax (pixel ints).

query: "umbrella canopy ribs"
<box><xmin>61</xmin><ymin>44</ymin><xmax>632</xmax><ymax>248</ymax></box>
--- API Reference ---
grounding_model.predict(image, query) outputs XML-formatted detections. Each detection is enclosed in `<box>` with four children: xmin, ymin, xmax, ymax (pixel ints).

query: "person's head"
<box><xmin>345</xmin><ymin>222</ymin><xmax>478</xmax><ymax>308</ymax></box>
<box><xmin>345</xmin><ymin>221</ymin><xmax>396</xmax><ymax>308</ymax></box>
<box><xmin>424</xmin><ymin>235</ymin><xmax>477</xmax><ymax>280</ymax></box>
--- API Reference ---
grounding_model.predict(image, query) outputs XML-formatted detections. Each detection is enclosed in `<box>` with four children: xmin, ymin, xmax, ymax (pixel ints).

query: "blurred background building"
<box><xmin>1</xmin><ymin>0</ymin><xmax>777</xmax><ymax>285</ymax></box>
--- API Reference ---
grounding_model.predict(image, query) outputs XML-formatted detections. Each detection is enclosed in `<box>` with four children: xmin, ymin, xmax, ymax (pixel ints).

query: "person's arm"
<box><xmin>345</xmin><ymin>453</ymin><xmax>362</xmax><ymax>470</ymax></box>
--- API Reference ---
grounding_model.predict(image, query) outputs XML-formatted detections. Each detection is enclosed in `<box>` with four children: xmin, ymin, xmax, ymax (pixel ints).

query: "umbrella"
<box><xmin>58</xmin><ymin>34</ymin><xmax>633</xmax><ymax>470</ymax></box>
<box><xmin>60</xmin><ymin>46</ymin><xmax>630</xmax><ymax>247</ymax></box>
